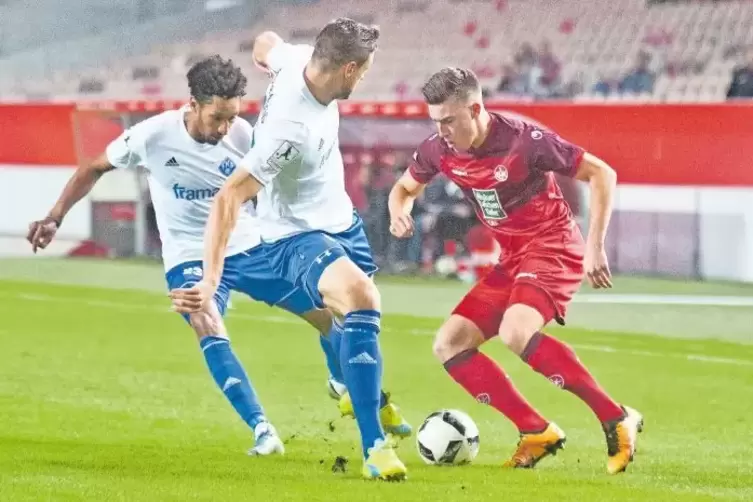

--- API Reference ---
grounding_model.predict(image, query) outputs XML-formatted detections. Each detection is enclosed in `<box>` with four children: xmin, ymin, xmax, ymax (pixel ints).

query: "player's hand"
<box><xmin>389</xmin><ymin>213</ymin><xmax>415</xmax><ymax>239</ymax></box>
<box><xmin>27</xmin><ymin>217</ymin><xmax>59</xmax><ymax>253</ymax></box>
<box><xmin>169</xmin><ymin>281</ymin><xmax>215</xmax><ymax>314</ymax></box>
<box><xmin>584</xmin><ymin>245</ymin><xmax>612</xmax><ymax>289</ymax></box>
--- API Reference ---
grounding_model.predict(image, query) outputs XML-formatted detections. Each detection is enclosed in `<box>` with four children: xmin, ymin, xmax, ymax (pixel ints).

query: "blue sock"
<box><xmin>341</xmin><ymin>310</ymin><xmax>385</xmax><ymax>457</ymax></box>
<box><xmin>200</xmin><ymin>336</ymin><xmax>266</xmax><ymax>430</ymax></box>
<box><xmin>319</xmin><ymin>319</ymin><xmax>344</xmax><ymax>383</ymax></box>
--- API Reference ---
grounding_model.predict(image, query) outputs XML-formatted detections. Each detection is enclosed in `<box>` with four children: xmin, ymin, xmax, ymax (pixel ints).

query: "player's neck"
<box><xmin>183</xmin><ymin>111</ymin><xmax>203</xmax><ymax>143</ymax></box>
<box><xmin>303</xmin><ymin>64</ymin><xmax>336</xmax><ymax>106</ymax></box>
<box><xmin>471</xmin><ymin>110</ymin><xmax>493</xmax><ymax>149</ymax></box>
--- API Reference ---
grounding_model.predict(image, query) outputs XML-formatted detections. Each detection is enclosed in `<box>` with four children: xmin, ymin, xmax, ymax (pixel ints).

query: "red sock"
<box><xmin>523</xmin><ymin>332</ymin><xmax>624</xmax><ymax>423</ymax></box>
<box><xmin>444</xmin><ymin>349</ymin><xmax>548</xmax><ymax>433</ymax></box>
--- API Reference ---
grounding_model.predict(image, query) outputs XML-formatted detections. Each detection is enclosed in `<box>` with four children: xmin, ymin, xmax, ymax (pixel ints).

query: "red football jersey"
<box><xmin>408</xmin><ymin>112</ymin><xmax>584</xmax><ymax>242</ymax></box>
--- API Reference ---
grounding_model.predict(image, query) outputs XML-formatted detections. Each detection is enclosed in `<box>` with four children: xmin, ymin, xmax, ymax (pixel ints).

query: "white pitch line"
<box><xmin>574</xmin><ymin>294</ymin><xmax>753</xmax><ymax>307</ymax></box>
<box><xmin>4</xmin><ymin>291</ymin><xmax>753</xmax><ymax>368</ymax></box>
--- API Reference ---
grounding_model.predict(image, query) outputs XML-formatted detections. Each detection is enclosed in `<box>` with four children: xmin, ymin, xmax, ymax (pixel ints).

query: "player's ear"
<box><xmin>343</xmin><ymin>61</ymin><xmax>358</xmax><ymax>77</ymax></box>
<box><xmin>189</xmin><ymin>96</ymin><xmax>199</xmax><ymax>113</ymax></box>
<box><xmin>470</xmin><ymin>103</ymin><xmax>481</xmax><ymax>119</ymax></box>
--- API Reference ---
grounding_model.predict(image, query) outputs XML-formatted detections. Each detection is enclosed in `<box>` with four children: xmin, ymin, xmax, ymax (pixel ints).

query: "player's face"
<box><xmin>190</xmin><ymin>96</ymin><xmax>241</xmax><ymax>145</ymax></box>
<box><xmin>337</xmin><ymin>53</ymin><xmax>374</xmax><ymax>100</ymax></box>
<box><xmin>428</xmin><ymin>99</ymin><xmax>479</xmax><ymax>151</ymax></box>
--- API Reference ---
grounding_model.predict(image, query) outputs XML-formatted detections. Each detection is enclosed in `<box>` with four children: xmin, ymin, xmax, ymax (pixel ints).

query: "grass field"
<box><xmin>2</xmin><ymin>259</ymin><xmax>753</xmax><ymax>501</ymax></box>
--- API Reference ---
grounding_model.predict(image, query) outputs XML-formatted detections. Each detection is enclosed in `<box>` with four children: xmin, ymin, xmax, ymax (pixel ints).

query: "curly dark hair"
<box><xmin>186</xmin><ymin>55</ymin><xmax>247</xmax><ymax>103</ymax></box>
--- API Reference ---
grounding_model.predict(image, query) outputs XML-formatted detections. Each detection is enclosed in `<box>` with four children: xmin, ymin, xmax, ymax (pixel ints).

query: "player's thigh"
<box><xmin>334</xmin><ymin>213</ymin><xmax>378</xmax><ymax>277</ymax></box>
<box><xmin>509</xmin><ymin>228</ymin><xmax>584</xmax><ymax>327</ymax></box>
<box><xmin>264</xmin><ymin>231</ymin><xmax>378</xmax><ymax>315</ymax></box>
<box><xmin>449</xmin><ymin>266</ymin><xmax>514</xmax><ymax>342</ymax></box>
<box><xmin>231</xmin><ymin>247</ymin><xmax>303</xmax><ymax>306</ymax></box>
<box><xmin>165</xmin><ymin>261</ymin><xmax>231</xmax><ymax>340</ymax></box>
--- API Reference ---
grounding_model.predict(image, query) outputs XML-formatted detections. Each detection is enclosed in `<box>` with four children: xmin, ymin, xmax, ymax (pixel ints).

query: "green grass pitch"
<box><xmin>1</xmin><ymin>261</ymin><xmax>752</xmax><ymax>501</ymax></box>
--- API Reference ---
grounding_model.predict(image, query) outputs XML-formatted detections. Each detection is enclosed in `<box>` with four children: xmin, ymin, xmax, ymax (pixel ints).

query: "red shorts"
<box><xmin>452</xmin><ymin>224</ymin><xmax>585</xmax><ymax>339</ymax></box>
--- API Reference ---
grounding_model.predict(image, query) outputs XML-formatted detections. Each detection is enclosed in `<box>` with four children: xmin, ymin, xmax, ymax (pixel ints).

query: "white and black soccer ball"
<box><xmin>416</xmin><ymin>409</ymin><xmax>480</xmax><ymax>465</ymax></box>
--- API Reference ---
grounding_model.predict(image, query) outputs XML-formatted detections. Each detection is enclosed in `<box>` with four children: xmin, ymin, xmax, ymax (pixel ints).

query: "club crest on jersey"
<box><xmin>531</xmin><ymin>129</ymin><xmax>544</xmax><ymax>140</ymax></box>
<box><xmin>494</xmin><ymin>165</ymin><xmax>508</xmax><ymax>182</ymax></box>
<box><xmin>218</xmin><ymin>157</ymin><xmax>236</xmax><ymax>176</ymax></box>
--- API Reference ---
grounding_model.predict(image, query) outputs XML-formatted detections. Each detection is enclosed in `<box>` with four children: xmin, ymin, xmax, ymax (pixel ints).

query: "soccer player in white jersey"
<box><xmin>27</xmin><ymin>55</ymin><xmax>410</xmax><ymax>457</ymax></box>
<box><xmin>170</xmin><ymin>19</ymin><xmax>408</xmax><ymax>481</ymax></box>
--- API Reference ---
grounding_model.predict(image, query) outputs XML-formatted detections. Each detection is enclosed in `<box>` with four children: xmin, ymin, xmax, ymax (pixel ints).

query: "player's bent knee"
<box><xmin>433</xmin><ymin>316</ymin><xmax>484</xmax><ymax>363</ymax></box>
<box><xmin>320</xmin><ymin>263</ymin><xmax>381</xmax><ymax>315</ymax></box>
<box><xmin>189</xmin><ymin>310</ymin><xmax>227</xmax><ymax>340</ymax></box>
<box><xmin>318</xmin><ymin>257</ymin><xmax>381</xmax><ymax>315</ymax></box>
<box><xmin>498</xmin><ymin>304</ymin><xmax>544</xmax><ymax>355</ymax></box>
<box><xmin>342</xmin><ymin>274</ymin><xmax>380</xmax><ymax>313</ymax></box>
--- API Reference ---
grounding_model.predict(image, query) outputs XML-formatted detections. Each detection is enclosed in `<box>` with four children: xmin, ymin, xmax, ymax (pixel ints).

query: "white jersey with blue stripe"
<box><xmin>241</xmin><ymin>43</ymin><xmax>354</xmax><ymax>243</ymax></box>
<box><xmin>105</xmin><ymin>106</ymin><xmax>261</xmax><ymax>271</ymax></box>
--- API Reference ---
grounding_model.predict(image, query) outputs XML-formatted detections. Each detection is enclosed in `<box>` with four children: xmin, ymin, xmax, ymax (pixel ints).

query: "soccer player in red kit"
<box><xmin>388</xmin><ymin>68</ymin><xmax>643</xmax><ymax>474</ymax></box>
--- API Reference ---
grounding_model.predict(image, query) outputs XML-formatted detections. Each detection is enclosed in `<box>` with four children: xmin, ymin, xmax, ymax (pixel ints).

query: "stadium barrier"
<box><xmin>2</xmin><ymin>101</ymin><xmax>752</xmax><ymax>282</ymax></box>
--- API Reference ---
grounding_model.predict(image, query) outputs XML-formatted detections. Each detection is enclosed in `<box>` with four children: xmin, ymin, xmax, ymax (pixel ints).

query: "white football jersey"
<box><xmin>241</xmin><ymin>42</ymin><xmax>354</xmax><ymax>242</ymax></box>
<box><xmin>106</xmin><ymin>106</ymin><xmax>260</xmax><ymax>271</ymax></box>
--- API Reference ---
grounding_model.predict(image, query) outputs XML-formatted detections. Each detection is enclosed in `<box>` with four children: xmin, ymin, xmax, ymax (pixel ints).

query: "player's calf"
<box><xmin>186</xmin><ymin>308</ymin><xmax>272</xmax><ymax>447</ymax></box>
<box><xmin>437</xmin><ymin>315</ymin><xmax>551</xmax><ymax>436</ymax></box>
<box><xmin>317</xmin><ymin>257</ymin><xmax>386</xmax><ymax>458</ymax></box>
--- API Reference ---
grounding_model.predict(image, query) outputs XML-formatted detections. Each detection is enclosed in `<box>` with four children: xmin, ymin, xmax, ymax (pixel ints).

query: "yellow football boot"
<box><xmin>502</xmin><ymin>422</ymin><xmax>567</xmax><ymax>469</ymax></box>
<box><xmin>338</xmin><ymin>391</ymin><xmax>413</xmax><ymax>438</ymax></box>
<box><xmin>361</xmin><ymin>439</ymin><xmax>407</xmax><ymax>481</ymax></box>
<box><xmin>604</xmin><ymin>406</ymin><xmax>644</xmax><ymax>474</ymax></box>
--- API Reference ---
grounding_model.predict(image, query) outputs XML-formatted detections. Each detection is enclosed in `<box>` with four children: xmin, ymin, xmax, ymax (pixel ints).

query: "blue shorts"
<box><xmin>262</xmin><ymin>212</ymin><xmax>377</xmax><ymax>309</ymax></box>
<box><xmin>165</xmin><ymin>245</ymin><xmax>317</xmax><ymax>323</ymax></box>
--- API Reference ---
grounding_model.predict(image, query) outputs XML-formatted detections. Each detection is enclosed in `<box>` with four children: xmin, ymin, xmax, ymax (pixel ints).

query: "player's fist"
<box><xmin>584</xmin><ymin>245</ymin><xmax>612</xmax><ymax>289</ymax></box>
<box><xmin>170</xmin><ymin>280</ymin><xmax>215</xmax><ymax>314</ymax></box>
<box><xmin>390</xmin><ymin>213</ymin><xmax>415</xmax><ymax>239</ymax></box>
<box><xmin>27</xmin><ymin>217</ymin><xmax>59</xmax><ymax>253</ymax></box>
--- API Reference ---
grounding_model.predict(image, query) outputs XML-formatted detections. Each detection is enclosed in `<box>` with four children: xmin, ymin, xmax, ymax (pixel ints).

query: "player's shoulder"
<box><xmin>414</xmin><ymin>133</ymin><xmax>446</xmax><ymax>164</ymax></box>
<box><xmin>492</xmin><ymin>112</ymin><xmax>550</xmax><ymax>142</ymax></box>
<box><xmin>257</xmin><ymin>115</ymin><xmax>310</xmax><ymax>145</ymax></box>
<box><xmin>128</xmin><ymin>108</ymin><xmax>182</xmax><ymax>144</ymax></box>
<box><xmin>269</xmin><ymin>42</ymin><xmax>314</xmax><ymax>72</ymax></box>
<box><xmin>225</xmin><ymin>116</ymin><xmax>254</xmax><ymax>151</ymax></box>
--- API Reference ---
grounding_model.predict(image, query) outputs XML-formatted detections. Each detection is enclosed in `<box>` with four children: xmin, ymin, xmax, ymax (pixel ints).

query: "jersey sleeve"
<box><xmin>527</xmin><ymin>127</ymin><xmax>585</xmax><ymax>178</ymax></box>
<box><xmin>240</xmin><ymin>120</ymin><xmax>307</xmax><ymax>186</ymax></box>
<box><xmin>227</xmin><ymin>118</ymin><xmax>255</xmax><ymax>155</ymax></box>
<box><xmin>407</xmin><ymin>138</ymin><xmax>441</xmax><ymax>184</ymax></box>
<box><xmin>105</xmin><ymin>119</ymin><xmax>152</xmax><ymax>169</ymax></box>
<box><xmin>266</xmin><ymin>42</ymin><xmax>314</xmax><ymax>73</ymax></box>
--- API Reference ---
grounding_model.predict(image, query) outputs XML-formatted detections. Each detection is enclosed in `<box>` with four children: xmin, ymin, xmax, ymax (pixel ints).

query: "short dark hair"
<box><xmin>311</xmin><ymin>17</ymin><xmax>380</xmax><ymax>70</ymax></box>
<box><xmin>186</xmin><ymin>55</ymin><xmax>247</xmax><ymax>103</ymax></box>
<box><xmin>421</xmin><ymin>67</ymin><xmax>481</xmax><ymax>105</ymax></box>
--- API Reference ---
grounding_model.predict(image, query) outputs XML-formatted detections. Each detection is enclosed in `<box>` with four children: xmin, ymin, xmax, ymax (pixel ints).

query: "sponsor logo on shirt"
<box><xmin>172</xmin><ymin>184</ymin><xmax>220</xmax><ymax>200</ymax></box>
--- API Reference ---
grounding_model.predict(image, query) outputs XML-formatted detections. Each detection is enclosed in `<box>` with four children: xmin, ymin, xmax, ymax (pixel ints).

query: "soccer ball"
<box><xmin>434</xmin><ymin>255</ymin><xmax>458</xmax><ymax>277</ymax></box>
<box><xmin>416</xmin><ymin>409</ymin><xmax>480</xmax><ymax>465</ymax></box>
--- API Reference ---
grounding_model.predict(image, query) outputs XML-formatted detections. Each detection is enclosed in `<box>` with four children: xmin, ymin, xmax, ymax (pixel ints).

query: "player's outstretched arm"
<box><xmin>204</xmin><ymin>170</ymin><xmax>262</xmax><ymax>289</ymax></box>
<box><xmin>170</xmin><ymin>169</ymin><xmax>262</xmax><ymax>314</ymax></box>
<box><xmin>27</xmin><ymin>152</ymin><xmax>114</xmax><ymax>253</ymax></box>
<box><xmin>574</xmin><ymin>152</ymin><xmax>617</xmax><ymax>289</ymax></box>
<box><xmin>252</xmin><ymin>31</ymin><xmax>284</xmax><ymax>73</ymax></box>
<box><xmin>388</xmin><ymin>171</ymin><xmax>426</xmax><ymax>239</ymax></box>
